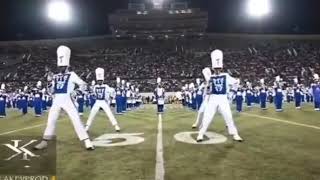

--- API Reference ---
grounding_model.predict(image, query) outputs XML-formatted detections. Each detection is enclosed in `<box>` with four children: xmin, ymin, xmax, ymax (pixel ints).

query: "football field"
<box><xmin>0</xmin><ymin>103</ymin><xmax>320</xmax><ymax>180</ymax></box>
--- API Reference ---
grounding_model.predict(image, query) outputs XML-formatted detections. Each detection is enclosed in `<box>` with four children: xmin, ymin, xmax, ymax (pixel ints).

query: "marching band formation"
<box><xmin>0</xmin><ymin>45</ymin><xmax>319</xmax><ymax>150</ymax></box>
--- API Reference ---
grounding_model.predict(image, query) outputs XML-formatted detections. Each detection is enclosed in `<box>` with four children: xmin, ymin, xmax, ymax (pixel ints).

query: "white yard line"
<box><xmin>242</xmin><ymin>113</ymin><xmax>320</xmax><ymax>130</ymax></box>
<box><xmin>0</xmin><ymin>123</ymin><xmax>45</xmax><ymax>136</ymax></box>
<box><xmin>155</xmin><ymin>114</ymin><xmax>165</xmax><ymax>180</ymax></box>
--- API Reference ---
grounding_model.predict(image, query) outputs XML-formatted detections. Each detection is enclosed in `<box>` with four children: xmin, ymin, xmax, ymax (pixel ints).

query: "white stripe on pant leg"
<box><xmin>155</xmin><ymin>114</ymin><xmax>164</xmax><ymax>180</ymax></box>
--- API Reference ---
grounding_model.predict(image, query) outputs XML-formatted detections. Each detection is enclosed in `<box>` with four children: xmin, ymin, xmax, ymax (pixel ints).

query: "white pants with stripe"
<box><xmin>194</xmin><ymin>95</ymin><xmax>209</xmax><ymax>127</ymax></box>
<box><xmin>86</xmin><ymin>100</ymin><xmax>118</xmax><ymax>130</ymax></box>
<box><xmin>43</xmin><ymin>95</ymin><xmax>89</xmax><ymax>141</ymax></box>
<box><xmin>198</xmin><ymin>95</ymin><xmax>239</xmax><ymax>136</ymax></box>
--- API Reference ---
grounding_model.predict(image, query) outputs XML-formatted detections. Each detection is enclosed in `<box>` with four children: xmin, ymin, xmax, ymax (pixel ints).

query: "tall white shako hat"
<box><xmin>24</xmin><ymin>86</ymin><xmax>28</xmax><ymax>92</ymax></box>
<box><xmin>91</xmin><ymin>80</ymin><xmax>96</xmax><ymax>86</ymax></box>
<box><xmin>196</xmin><ymin>78</ymin><xmax>201</xmax><ymax>85</ymax></box>
<box><xmin>121</xmin><ymin>80</ymin><xmax>125</xmax><ymax>86</ymax></box>
<box><xmin>116</xmin><ymin>77</ymin><xmax>121</xmax><ymax>84</ymax></box>
<box><xmin>0</xmin><ymin>83</ymin><xmax>5</xmax><ymax>91</ymax></box>
<box><xmin>157</xmin><ymin>77</ymin><xmax>161</xmax><ymax>85</ymax></box>
<box><xmin>36</xmin><ymin>81</ymin><xmax>42</xmax><ymax>88</ymax></box>
<box><xmin>275</xmin><ymin>75</ymin><xmax>281</xmax><ymax>82</ymax></box>
<box><xmin>260</xmin><ymin>79</ymin><xmax>265</xmax><ymax>85</ymax></box>
<box><xmin>189</xmin><ymin>83</ymin><xmax>194</xmax><ymax>89</ymax></box>
<box><xmin>211</xmin><ymin>49</ymin><xmax>223</xmax><ymax>69</ymax></box>
<box><xmin>314</xmin><ymin>74</ymin><xmax>319</xmax><ymax>81</ymax></box>
<box><xmin>57</xmin><ymin>45</ymin><xmax>71</xmax><ymax>67</ymax></box>
<box><xmin>293</xmin><ymin>77</ymin><xmax>299</xmax><ymax>84</ymax></box>
<box><xmin>95</xmin><ymin>68</ymin><xmax>104</xmax><ymax>81</ymax></box>
<box><xmin>126</xmin><ymin>82</ymin><xmax>130</xmax><ymax>88</ymax></box>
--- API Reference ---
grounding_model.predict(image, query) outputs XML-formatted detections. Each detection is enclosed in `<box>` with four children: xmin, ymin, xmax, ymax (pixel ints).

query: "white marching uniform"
<box><xmin>85</xmin><ymin>84</ymin><xmax>119</xmax><ymax>130</ymax></box>
<box><xmin>197</xmin><ymin>49</ymin><xmax>242</xmax><ymax>142</ymax></box>
<box><xmin>43</xmin><ymin>71</ymin><xmax>89</xmax><ymax>141</ymax></box>
<box><xmin>198</xmin><ymin>73</ymin><xmax>240</xmax><ymax>137</ymax></box>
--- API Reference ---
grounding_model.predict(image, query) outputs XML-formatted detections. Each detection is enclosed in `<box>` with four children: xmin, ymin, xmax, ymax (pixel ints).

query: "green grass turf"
<box><xmin>0</xmin><ymin>103</ymin><xmax>319</xmax><ymax>180</ymax></box>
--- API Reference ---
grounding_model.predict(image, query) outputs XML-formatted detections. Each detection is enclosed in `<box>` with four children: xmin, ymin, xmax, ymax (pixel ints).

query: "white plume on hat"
<box><xmin>121</xmin><ymin>80</ymin><xmax>125</xmax><ymax>85</ymax></box>
<box><xmin>57</xmin><ymin>45</ymin><xmax>71</xmax><ymax>67</ymax></box>
<box><xmin>24</xmin><ymin>86</ymin><xmax>28</xmax><ymax>91</ymax></box>
<box><xmin>95</xmin><ymin>68</ymin><xmax>104</xmax><ymax>81</ymax></box>
<box><xmin>293</xmin><ymin>77</ymin><xmax>298</xmax><ymax>84</ymax></box>
<box><xmin>260</xmin><ymin>79</ymin><xmax>265</xmax><ymax>84</ymax></box>
<box><xmin>157</xmin><ymin>77</ymin><xmax>161</xmax><ymax>84</ymax></box>
<box><xmin>37</xmin><ymin>81</ymin><xmax>42</xmax><ymax>88</ymax></box>
<box><xmin>211</xmin><ymin>49</ymin><xmax>223</xmax><ymax>68</ymax></box>
<box><xmin>126</xmin><ymin>82</ymin><xmax>130</xmax><ymax>88</ymax></box>
<box><xmin>91</xmin><ymin>80</ymin><xmax>96</xmax><ymax>86</ymax></box>
<box><xmin>1</xmin><ymin>83</ymin><xmax>5</xmax><ymax>90</ymax></box>
<box><xmin>275</xmin><ymin>76</ymin><xmax>281</xmax><ymax>82</ymax></box>
<box><xmin>189</xmin><ymin>83</ymin><xmax>194</xmax><ymax>89</ymax></box>
<box><xmin>196</xmin><ymin>78</ymin><xmax>201</xmax><ymax>85</ymax></box>
<box><xmin>202</xmin><ymin>67</ymin><xmax>212</xmax><ymax>82</ymax></box>
<box><xmin>314</xmin><ymin>73</ymin><xmax>319</xmax><ymax>80</ymax></box>
<box><xmin>116</xmin><ymin>77</ymin><xmax>121</xmax><ymax>84</ymax></box>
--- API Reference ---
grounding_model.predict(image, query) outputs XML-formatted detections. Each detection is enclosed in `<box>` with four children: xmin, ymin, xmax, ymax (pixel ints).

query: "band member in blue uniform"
<box><xmin>77</xmin><ymin>92</ymin><xmax>85</xmax><ymax>116</ymax></box>
<box><xmin>274</xmin><ymin>76</ymin><xmax>284</xmax><ymax>112</ymax></box>
<box><xmin>85</xmin><ymin>68</ymin><xmax>120</xmax><ymax>132</ymax></box>
<box><xmin>245</xmin><ymin>82</ymin><xmax>253</xmax><ymax>108</ymax></box>
<box><xmin>311</xmin><ymin>74</ymin><xmax>320</xmax><ymax>111</ymax></box>
<box><xmin>115</xmin><ymin>77</ymin><xmax>123</xmax><ymax>114</ymax></box>
<box><xmin>155</xmin><ymin>77</ymin><xmax>165</xmax><ymax>113</ymax></box>
<box><xmin>235</xmin><ymin>87</ymin><xmax>244</xmax><ymax>112</ymax></box>
<box><xmin>121</xmin><ymin>80</ymin><xmax>127</xmax><ymax>113</ymax></box>
<box><xmin>21</xmin><ymin>86</ymin><xmax>29</xmax><ymax>115</ymax></box>
<box><xmin>293</xmin><ymin>77</ymin><xmax>302</xmax><ymax>109</ymax></box>
<box><xmin>34</xmin><ymin>45</ymin><xmax>93</xmax><ymax>150</ymax></box>
<box><xmin>197</xmin><ymin>49</ymin><xmax>243</xmax><ymax>142</ymax></box>
<box><xmin>0</xmin><ymin>84</ymin><xmax>7</xmax><ymax>118</ymax></box>
<box><xmin>41</xmin><ymin>88</ymin><xmax>48</xmax><ymax>112</ymax></box>
<box><xmin>33</xmin><ymin>81</ymin><xmax>43</xmax><ymax>117</ymax></box>
<box><xmin>259</xmin><ymin>79</ymin><xmax>267</xmax><ymax>110</ymax></box>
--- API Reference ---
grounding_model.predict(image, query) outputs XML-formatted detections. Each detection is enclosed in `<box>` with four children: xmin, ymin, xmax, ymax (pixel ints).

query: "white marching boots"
<box><xmin>115</xmin><ymin>125</ymin><xmax>121</xmax><ymax>132</ymax></box>
<box><xmin>34</xmin><ymin>140</ymin><xmax>48</xmax><ymax>150</ymax></box>
<box><xmin>84</xmin><ymin>139</ymin><xmax>95</xmax><ymax>150</ymax></box>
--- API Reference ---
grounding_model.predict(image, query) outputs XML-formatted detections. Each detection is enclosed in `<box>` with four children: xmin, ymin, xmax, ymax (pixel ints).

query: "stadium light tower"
<box><xmin>247</xmin><ymin>0</ymin><xmax>270</xmax><ymax>18</ymax></box>
<box><xmin>47</xmin><ymin>1</ymin><xmax>72</xmax><ymax>22</ymax></box>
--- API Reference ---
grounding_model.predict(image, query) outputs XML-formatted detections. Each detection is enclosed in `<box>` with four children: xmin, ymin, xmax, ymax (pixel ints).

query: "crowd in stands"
<box><xmin>0</xmin><ymin>36</ymin><xmax>320</xmax><ymax>92</ymax></box>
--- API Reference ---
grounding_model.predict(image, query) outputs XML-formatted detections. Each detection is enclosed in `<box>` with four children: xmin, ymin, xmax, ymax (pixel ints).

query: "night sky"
<box><xmin>0</xmin><ymin>0</ymin><xmax>320</xmax><ymax>41</ymax></box>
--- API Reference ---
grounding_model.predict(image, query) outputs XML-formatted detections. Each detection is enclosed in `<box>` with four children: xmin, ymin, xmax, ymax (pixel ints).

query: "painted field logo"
<box><xmin>0</xmin><ymin>136</ymin><xmax>56</xmax><ymax>176</ymax></box>
<box><xmin>174</xmin><ymin>131</ymin><xmax>227</xmax><ymax>144</ymax></box>
<box><xmin>93</xmin><ymin>133</ymin><xmax>145</xmax><ymax>147</ymax></box>
<box><xmin>3</xmin><ymin>139</ymin><xmax>40</xmax><ymax>161</ymax></box>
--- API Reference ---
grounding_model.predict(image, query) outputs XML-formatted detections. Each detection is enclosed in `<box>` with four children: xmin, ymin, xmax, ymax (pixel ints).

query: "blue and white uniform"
<box><xmin>85</xmin><ymin>84</ymin><xmax>119</xmax><ymax>131</ymax></box>
<box><xmin>33</xmin><ymin>88</ymin><xmax>43</xmax><ymax>117</ymax></box>
<box><xmin>155</xmin><ymin>86</ymin><xmax>165</xmax><ymax>113</ymax></box>
<box><xmin>198</xmin><ymin>72</ymin><xmax>241</xmax><ymax>138</ymax></box>
<box><xmin>85</xmin><ymin>68</ymin><xmax>120</xmax><ymax>132</ymax></box>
